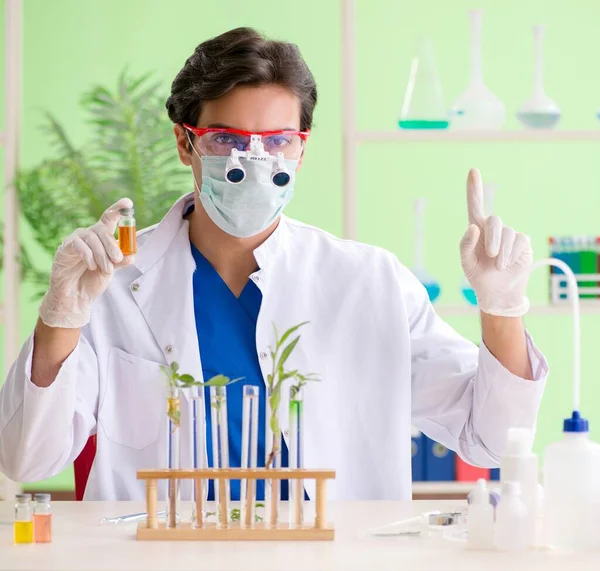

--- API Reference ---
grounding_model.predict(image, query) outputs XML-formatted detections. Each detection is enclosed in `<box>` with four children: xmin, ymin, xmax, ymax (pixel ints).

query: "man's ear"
<box><xmin>174</xmin><ymin>124</ymin><xmax>192</xmax><ymax>166</ymax></box>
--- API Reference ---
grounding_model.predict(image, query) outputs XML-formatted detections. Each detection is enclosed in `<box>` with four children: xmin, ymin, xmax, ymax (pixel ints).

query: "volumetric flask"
<box><xmin>450</xmin><ymin>10</ymin><xmax>505</xmax><ymax>130</ymax></box>
<box><xmin>399</xmin><ymin>37</ymin><xmax>449</xmax><ymax>130</ymax></box>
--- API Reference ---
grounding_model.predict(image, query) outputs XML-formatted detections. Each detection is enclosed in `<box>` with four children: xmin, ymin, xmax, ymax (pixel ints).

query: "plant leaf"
<box><xmin>177</xmin><ymin>374</ymin><xmax>196</xmax><ymax>385</ymax></box>
<box><xmin>170</xmin><ymin>362</ymin><xmax>179</xmax><ymax>373</ymax></box>
<box><xmin>278</xmin><ymin>321</ymin><xmax>309</xmax><ymax>349</ymax></box>
<box><xmin>276</xmin><ymin>335</ymin><xmax>300</xmax><ymax>372</ymax></box>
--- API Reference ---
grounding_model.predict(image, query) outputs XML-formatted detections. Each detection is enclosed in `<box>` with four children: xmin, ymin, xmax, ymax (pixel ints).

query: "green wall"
<box><xmin>2</xmin><ymin>0</ymin><xmax>600</xmax><ymax>490</ymax></box>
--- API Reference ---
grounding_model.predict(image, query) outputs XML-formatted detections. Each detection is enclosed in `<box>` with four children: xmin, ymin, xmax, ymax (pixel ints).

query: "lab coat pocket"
<box><xmin>99</xmin><ymin>348</ymin><xmax>166</xmax><ymax>451</ymax></box>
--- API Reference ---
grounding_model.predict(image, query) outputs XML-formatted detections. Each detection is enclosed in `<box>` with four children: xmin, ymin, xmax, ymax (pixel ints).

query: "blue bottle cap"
<box><xmin>563</xmin><ymin>410</ymin><xmax>589</xmax><ymax>433</ymax></box>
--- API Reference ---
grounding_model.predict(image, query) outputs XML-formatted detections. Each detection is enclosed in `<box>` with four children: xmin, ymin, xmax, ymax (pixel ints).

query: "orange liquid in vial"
<box><xmin>118</xmin><ymin>225</ymin><xmax>137</xmax><ymax>255</ymax></box>
<box><xmin>33</xmin><ymin>514</ymin><xmax>52</xmax><ymax>543</ymax></box>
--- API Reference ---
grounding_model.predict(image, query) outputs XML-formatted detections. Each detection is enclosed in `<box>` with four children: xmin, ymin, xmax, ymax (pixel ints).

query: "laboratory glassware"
<box><xmin>191</xmin><ymin>386</ymin><xmax>206</xmax><ymax>528</ymax></box>
<box><xmin>517</xmin><ymin>25</ymin><xmax>561</xmax><ymax>130</ymax></box>
<box><xmin>210</xmin><ymin>385</ymin><xmax>230</xmax><ymax>528</ymax></box>
<box><xmin>33</xmin><ymin>493</ymin><xmax>52</xmax><ymax>543</ymax></box>
<box><xmin>450</xmin><ymin>10</ymin><xmax>506</xmax><ymax>130</ymax></box>
<box><xmin>166</xmin><ymin>386</ymin><xmax>181</xmax><ymax>528</ymax></box>
<box><xmin>399</xmin><ymin>36</ymin><xmax>449</xmax><ymax>130</ymax></box>
<box><xmin>412</xmin><ymin>198</ymin><xmax>441</xmax><ymax>302</ymax></box>
<box><xmin>14</xmin><ymin>494</ymin><xmax>33</xmax><ymax>544</ymax></box>
<box><xmin>118</xmin><ymin>207</ymin><xmax>137</xmax><ymax>255</ymax></box>
<box><xmin>265</xmin><ymin>385</ymin><xmax>282</xmax><ymax>527</ymax></box>
<box><xmin>240</xmin><ymin>385</ymin><xmax>259</xmax><ymax>528</ymax></box>
<box><xmin>289</xmin><ymin>385</ymin><xmax>305</xmax><ymax>527</ymax></box>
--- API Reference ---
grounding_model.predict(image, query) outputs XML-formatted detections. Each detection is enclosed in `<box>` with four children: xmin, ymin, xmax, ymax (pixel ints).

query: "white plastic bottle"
<box><xmin>467</xmin><ymin>479</ymin><xmax>494</xmax><ymax>550</ymax></box>
<box><xmin>544</xmin><ymin>411</ymin><xmax>600</xmax><ymax>551</ymax></box>
<box><xmin>494</xmin><ymin>481</ymin><xmax>528</xmax><ymax>551</ymax></box>
<box><xmin>500</xmin><ymin>427</ymin><xmax>538</xmax><ymax>545</ymax></box>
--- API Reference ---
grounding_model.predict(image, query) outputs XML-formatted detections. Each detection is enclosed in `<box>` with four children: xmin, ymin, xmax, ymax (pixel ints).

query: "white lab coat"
<box><xmin>0</xmin><ymin>193</ymin><xmax>548</xmax><ymax>500</ymax></box>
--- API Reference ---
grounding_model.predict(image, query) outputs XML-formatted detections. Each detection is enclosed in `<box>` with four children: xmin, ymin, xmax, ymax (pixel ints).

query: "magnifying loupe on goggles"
<box><xmin>183</xmin><ymin>124</ymin><xmax>309</xmax><ymax>188</ymax></box>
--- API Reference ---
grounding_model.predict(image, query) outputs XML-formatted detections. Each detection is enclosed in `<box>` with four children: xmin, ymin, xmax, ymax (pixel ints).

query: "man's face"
<box><xmin>174</xmin><ymin>84</ymin><xmax>302</xmax><ymax>174</ymax></box>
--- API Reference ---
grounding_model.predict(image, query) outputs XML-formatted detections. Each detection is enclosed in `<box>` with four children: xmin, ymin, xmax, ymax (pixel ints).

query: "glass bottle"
<box><xmin>210</xmin><ymin>385</ymin><xmax>230</xmax><ymax>528</ymax></box>
<box><xmin>33</xmin><ymin>493</ymin><xmax>52</xmax><ymax>543</ymax></box>
<box><xmin>118</xmin><ymin>207</ymin><xmax>137</xmax><ymax>255</ymax></box>
<box><xmin>14</xmin><ymin>493</ymin><xmax>33</xmax><ymax>544</ymax></box>
<box><xmin>399</xmin><ymin>36</ymin><xmax>449</xmax><ymax>130</ymax></box>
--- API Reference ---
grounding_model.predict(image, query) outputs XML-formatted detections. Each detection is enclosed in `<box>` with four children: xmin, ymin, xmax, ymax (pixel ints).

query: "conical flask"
<box><xmin>399</xmin><ymin>37</ymin><xmax>449</xmax><ymax>130</ymax></box>
<box><xmin>450</xmin><ymin>10</ymin><xmax>505</xmax><ymax>130</ymax></box>
<box><xmin>412</xmin><ymin>198</ymin><xmax>441</xmax><ymax>302</ymax></box>
<box><xmin>517</xmin><ymin>25</ymin><xmax>561</xmax><ymax>130</ymax></box>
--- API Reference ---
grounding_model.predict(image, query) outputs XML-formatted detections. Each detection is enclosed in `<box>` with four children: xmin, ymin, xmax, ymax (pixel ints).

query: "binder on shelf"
<box><xmin>455</xmin><ymin>456</ymin><xmax>490</xmax><ymax>481</ymax></box>
<box><xmin>424</xmin><ymin>436</ymin><xmax>455</xmax><ymax>481</ymax></box>
<box><xmin>411</xmin><ymin>426</ymin><xmax>425</xmax><ymax>481</ymax></box>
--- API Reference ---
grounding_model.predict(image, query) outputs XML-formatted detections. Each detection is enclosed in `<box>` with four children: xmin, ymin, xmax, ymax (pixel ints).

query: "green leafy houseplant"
<box><xmin>266</xmin><ymin>322</ymin><xmax>319</xmax><ymax>469</ymax></box>
<box><xmin>159</xmin><ymin>361</ymin><xmax>242</xmax><ymax>427</ymax></box>
<box><xmin>11</xmin><ymin>70</ymin><xmax>189</xmax><ymax>296</ymax></box>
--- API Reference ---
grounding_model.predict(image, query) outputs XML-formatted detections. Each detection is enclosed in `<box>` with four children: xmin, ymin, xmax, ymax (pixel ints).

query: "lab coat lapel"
<box><xmin>130</xmin><ymin>194</ymin><xmax>203</xmax><ymax>401</ymax></box>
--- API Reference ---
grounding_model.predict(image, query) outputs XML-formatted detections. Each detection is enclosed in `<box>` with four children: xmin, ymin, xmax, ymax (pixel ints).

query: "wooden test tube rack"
<box><xmin>136</xmin><ymin>468</ymin><xmax>336</xmax><ymax>541</ymax></box>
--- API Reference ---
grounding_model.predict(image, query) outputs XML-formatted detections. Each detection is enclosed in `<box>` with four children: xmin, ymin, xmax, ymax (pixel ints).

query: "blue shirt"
<box><xmin>191</xmin><ymin>243</ymin><xmax>289</xmax><ymax>501</ymax></box>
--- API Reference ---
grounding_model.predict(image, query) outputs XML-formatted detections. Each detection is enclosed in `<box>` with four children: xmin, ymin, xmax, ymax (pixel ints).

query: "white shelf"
<box><xmin>356</xmin><ymin>130</ymin><xmax>600</xmax><ymax>143</ymax></box>
<box><xmin>412</xmin><ymin>481</ymin><xmax>474</xmax><ymax>495</ymax></box>
<box><xmin>435</xmin><ymin>301</ymin><xmax>600</xmax><ymax>317</ymax></box>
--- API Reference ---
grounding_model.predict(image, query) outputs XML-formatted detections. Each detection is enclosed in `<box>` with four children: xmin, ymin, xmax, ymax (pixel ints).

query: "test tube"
<box><xmin>210</xmin><ymin>385</ymin><xmax>230</xmax><ymax>528</ymax></box>
<box><xmin>265</xmin><ymin>386</ymin><xmax>281</xmax><ymax>528</ymax></box>
<box><xmin>166</xmin><ymin>388</ymin><xmax>181</xmax><ymax>528</ymax></box>
<box><xmin>191</xmin><ymin>387</ymin><xmax>206</xmax><ymax>529</ymax></box>
<box><xmin>241</xmin><ymin>385</ymin><xmax>259</xmax><ymax>528</ymax></box>
<box><xmin>288</xmin><ymin>386</ymin><xmax>304</xmax><ymax>527</ymax></box>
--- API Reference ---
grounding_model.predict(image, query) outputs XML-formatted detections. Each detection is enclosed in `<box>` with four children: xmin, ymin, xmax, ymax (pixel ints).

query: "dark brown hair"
<box><xmin>166</xmin><ymin>27</ymin><xmax>317</xmax><ymax>131</ymax></box>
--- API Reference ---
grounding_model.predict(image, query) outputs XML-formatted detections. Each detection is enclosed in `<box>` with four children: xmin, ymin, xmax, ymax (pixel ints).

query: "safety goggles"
<box><xmin>183</xmin><ymin>124</ymin><xmax>310</xmax><ymax>160</ymax></box>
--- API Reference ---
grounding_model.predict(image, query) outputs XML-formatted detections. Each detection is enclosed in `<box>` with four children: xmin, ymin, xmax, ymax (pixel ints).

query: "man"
<box><xmin>0</xmin><ymin>28</ymin><xmax>547</xmax><ymax>500</ymax></box>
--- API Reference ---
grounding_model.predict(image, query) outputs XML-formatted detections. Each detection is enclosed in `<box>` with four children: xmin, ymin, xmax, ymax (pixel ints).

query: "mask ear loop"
<box><xmin>186</xmin><ymin>130</ymin><xmax>205</xmax><ymax>198</ymax></box>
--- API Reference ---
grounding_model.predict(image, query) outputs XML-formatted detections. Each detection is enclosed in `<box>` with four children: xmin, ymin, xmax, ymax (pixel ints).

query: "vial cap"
<box><xmin>470</xmin><ymin>478</ymin><xmax>490</xmax><ymax>505</ymax></box>
<box><xmin>563</xmin><ymin>410</ymin><xmax>589</xmax><ymax>433</ymax></box>
<box><xmin>15</xmin><ymin>493</ymin><xmax>32</xmax><ymax>502</ymax></box>
<box><xmin>34</xmin><ymin>493</ymin><xmax>51</xmax><ymax>502</ymax></box>
<box><xmin>119</xmin><ymin>207</ymin><xmax>134</xmax><ymax>216</ymax></box>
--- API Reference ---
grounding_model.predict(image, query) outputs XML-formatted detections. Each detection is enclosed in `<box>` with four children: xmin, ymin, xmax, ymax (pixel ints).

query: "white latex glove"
<box><xmin>460</xmin><ymin>169</ymin><xmax>532</xmax><ymax>317</ymax></box>
<box><xmin>39</xmin><ymin>198</ymin><xmax>135</xmax><ymax>328</ymax></box>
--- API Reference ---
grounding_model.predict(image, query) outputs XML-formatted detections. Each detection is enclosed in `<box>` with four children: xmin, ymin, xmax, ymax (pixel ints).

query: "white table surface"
<box><xmin>1</xmin><ymin>500</ymin><xmax>599</xmax><ymax>571</ymax></box>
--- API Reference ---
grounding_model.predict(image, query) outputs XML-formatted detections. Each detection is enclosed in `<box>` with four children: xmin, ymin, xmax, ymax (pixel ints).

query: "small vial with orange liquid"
<box><xmin>118</xmin><ymin>207</ymin><xmax>137</xmax><ymax>255</ymax></box>
<box><xmin>33</xmin><ymin>493</ymin><xmax>52</xmax><ymax>543</ymax></box>
<box><xmin>14</xmin><ymin>493</ymin><xmax>33</xmax><ymax>544</ymax></box>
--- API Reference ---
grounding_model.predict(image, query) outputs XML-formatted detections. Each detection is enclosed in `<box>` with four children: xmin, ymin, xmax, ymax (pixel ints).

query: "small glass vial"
<box><xmin>33</xmin><ymin>493</ymin><xmax>52</xmax><ymax>543</ymax></box>
<box><xmin>14</xmin><ymin>493</ymin><xmax>33</xmax><ymax>544</ymax></box>
<box><xmin>118</xmin><ymin>207</ymin><xmax>137</xmax><ymax>255</ymax></box>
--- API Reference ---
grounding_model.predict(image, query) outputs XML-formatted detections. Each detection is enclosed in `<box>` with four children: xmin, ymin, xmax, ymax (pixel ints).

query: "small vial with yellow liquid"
<box><xmin>118</xmin><ymin>207</ymin><xmax>137</xmax><ymax>256</ymax></box>
<box><xmin>14</xmin><ymin>493</ymin><xmax>33</xmax><ymax>544</ymax></box>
